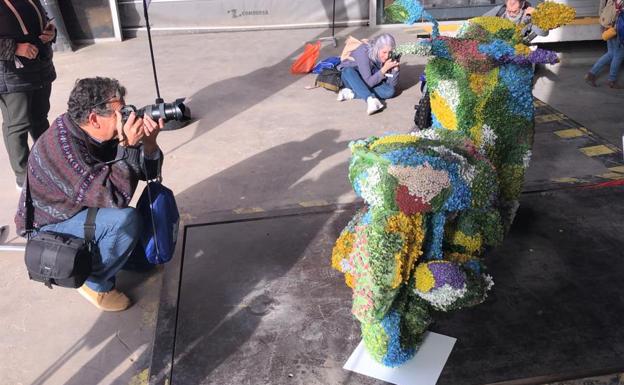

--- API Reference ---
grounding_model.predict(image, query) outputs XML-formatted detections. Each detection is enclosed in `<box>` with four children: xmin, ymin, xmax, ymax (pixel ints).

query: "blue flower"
<box><xmin>381</xmin><ymin>309</ymin><xmax>416</xmax><ymax>367</ymax></box>
<box><xmin>478</xmin><ymin>39</ymin><xmax>515</xmax><ymax>61</ymax></box>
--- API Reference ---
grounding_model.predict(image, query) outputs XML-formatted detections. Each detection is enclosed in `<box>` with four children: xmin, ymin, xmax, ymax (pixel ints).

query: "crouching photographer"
<box><xmin>15</xmin><ymin>77</ymin><xmax>164</xmax><ymax>312</ymax></box>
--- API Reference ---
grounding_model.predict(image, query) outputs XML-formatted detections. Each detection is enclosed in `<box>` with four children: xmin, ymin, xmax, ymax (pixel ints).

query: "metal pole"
<box><xmin>42</xmin><ymin>0</ymin><xmax>73</xmax><ymax>52</ymax></box>
<box><xmin>143</xmin><ymin>0</ymin><xmax>162</xmax><ymax>102</ymax></box>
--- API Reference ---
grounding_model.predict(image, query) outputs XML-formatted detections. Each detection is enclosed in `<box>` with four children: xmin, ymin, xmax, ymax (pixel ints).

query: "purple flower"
<box><xmin>429</xmin><ymin>261</ymin><xmax>466</xmax><ymax>290</ymax></box>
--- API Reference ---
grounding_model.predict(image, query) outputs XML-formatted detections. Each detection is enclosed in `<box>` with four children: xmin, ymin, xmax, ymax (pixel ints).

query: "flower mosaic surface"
<box><xmin>332</xmin><ymin>0</ymin><xmax>576</xmax><ymax>367</ymax></box>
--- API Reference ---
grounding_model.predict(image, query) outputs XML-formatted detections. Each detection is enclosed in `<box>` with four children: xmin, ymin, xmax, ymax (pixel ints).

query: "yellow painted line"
<box><xmin>608</xmin><ymin>166</ymin><xmax>624</xmax><ymax>173</ymax></box>
<box><xmin>579</xmin><ymin>145</ymin><xmax>615</xmax><ymax>157</ymax></box>
<box><xmin>554</xmin><ymin>128</ymin><xmax>586</xmax><ymax>139</ymax></box>
<box><xmin>535</xmin><ymin>113</ymin><xmax>565</xmax><ymax>123</ymax></box>
<box><xmin>598</xmin><ymin>172</ymin><xmax>624</xmax><ymax>180</ymax></box>
<box><xmin>551</xmin><ymin>177</ymin><xmax>582</xmax><ymax>184</ymax></box>
<box><xmin>578</xmin><ymin>127</ymin><xmax>590</xmax><ymax>135</ymax></box>
<box><xmin>571</xmin><ymin>17</ymin><xmax>600</xmax><ymax>25</ymax></box>
<box><xmin>234</xmin><ymin>207</ymin><xmax>265</xmax><ymax>214</ymax></box>
<box><xmin>533</xmin><ymin>99</ymin><xmax>546</xmax><ymax>107</ymax></box>
<box><xmin>299</xmin><ymin>200</ymin><xmax>330</xmax><ymax>208</ymax></box>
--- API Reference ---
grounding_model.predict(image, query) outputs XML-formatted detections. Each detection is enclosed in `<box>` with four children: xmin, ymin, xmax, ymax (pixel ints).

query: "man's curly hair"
<box><xmin>67</xmin><ymin>77</ymin><xmax>127</xmax><ymax>125</ymax></box>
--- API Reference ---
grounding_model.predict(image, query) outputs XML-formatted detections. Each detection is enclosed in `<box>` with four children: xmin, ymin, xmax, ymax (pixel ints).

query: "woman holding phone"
<box><xmin>0</xmin><ymin>0</ymin><xmax>57</xmax><ymax>190</ymax></box>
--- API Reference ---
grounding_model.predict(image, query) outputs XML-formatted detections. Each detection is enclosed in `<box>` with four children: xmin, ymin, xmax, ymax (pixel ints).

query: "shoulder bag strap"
<box><xmin>24</xmin><ymin>170</ymin><xmax>34</xmax><ymax>239</ymax></box>
<box><xmin>83</xmin><ymin>207</ymin><xmax>99</xmax><ymax>252</ymax></box>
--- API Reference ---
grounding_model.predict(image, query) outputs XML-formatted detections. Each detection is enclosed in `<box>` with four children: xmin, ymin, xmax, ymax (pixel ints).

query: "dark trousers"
<box><xmin>0</xmin><ymin>83</ymin><xmax>52</xmax><ymax>186</ymax></box>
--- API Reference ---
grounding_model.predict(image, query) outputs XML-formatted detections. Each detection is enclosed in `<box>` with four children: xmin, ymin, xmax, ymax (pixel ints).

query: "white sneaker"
<box><xmin>337</xmin><ymin>88</ymin><xmax>355</xmax><ymax>102</ymax></box>
<box><xmin>366</xmin><ymin>96</ymin><xmax>383</xmax><ymax>115</ymax></box>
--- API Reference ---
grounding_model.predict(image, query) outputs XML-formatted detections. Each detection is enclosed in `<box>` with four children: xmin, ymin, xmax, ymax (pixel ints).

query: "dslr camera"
<box><xmin>119</xmin><ymin>98</ymin><xmax>191</xmax><ymax>131</ymax></box>
<box><xmin>388</xmin><ymin>50</ymin><xmax>402</xmax><ymax>62</ymax></box>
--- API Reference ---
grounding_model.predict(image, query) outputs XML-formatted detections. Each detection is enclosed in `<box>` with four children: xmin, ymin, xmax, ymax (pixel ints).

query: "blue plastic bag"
<box><xmin>137</xmin><ymin>182</ymin><xmax>180</xmax><ymax>264</ymax></box>
<box><xmin>312</xmin><ymin>56</ymin><xmax>341</xmax><ymax>74</ymax></box>
<box><xmin>618</xmin><ymin>12</ymin><xmax>624</xmax><ymax>46</ymax></box>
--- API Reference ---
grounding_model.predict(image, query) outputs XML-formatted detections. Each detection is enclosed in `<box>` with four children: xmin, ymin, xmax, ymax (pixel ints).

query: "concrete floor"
<box><xmin>0</xmin><ymin>27</ymin><xmax>622</xmax><ymax>385</ymax></box>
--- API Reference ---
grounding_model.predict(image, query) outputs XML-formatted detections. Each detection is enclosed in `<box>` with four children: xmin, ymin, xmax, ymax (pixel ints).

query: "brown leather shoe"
<box><xmin>78</xmin><ymin>285</ymin><xmax>131</xmax><ymax>311</ymax></box>
<box><xmin>585</xmin><ymin>72</ymin><xmax>597</xmax><ymax>87</ymax></box>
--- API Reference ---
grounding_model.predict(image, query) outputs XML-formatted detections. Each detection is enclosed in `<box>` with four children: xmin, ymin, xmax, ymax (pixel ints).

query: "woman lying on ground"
<box><xmin>337</xmin><ymin>33</ymin><xmax>400</xmax><ymax>115</ymax></box>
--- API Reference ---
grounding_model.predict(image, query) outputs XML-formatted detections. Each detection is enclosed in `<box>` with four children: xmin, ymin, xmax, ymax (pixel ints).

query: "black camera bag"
<box><xmin>23</xmin><ymin>172</ymin><xmax>98</xmax><ymax>289</ymax></box>
<box><xmin>315</xmin><ymin>67</ymin><xmax>343</xmax><ymax>93</ymax></box>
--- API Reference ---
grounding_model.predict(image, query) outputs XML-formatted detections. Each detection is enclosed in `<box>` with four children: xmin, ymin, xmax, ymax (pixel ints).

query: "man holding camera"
<box><xmin>336</xmin><ymin>33</ymin><xmax>400</xmax><ymax>115</ymax></box>
<box><xmin>15</xmin><ymin>77</ymin><xmax>163</xmax><ymax>312</ymax></box>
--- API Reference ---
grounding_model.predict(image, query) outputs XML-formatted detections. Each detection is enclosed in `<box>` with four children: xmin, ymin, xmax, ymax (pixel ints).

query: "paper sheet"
<box><xmin>343</xmin><ymin>332</ymin><xmax>456</xmax><ymax>385</ymax></box>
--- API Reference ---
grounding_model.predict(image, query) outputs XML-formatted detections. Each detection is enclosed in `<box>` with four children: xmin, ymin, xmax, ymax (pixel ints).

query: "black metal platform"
<box><xmin>150</xmin><ymin>184</ymin><xmax>624</xmax><ymax>385</ymax></box>
<box><xmin>148</xmin><ymin>100</ymin><xmax>624</xmax><ymax>385</ymax></box>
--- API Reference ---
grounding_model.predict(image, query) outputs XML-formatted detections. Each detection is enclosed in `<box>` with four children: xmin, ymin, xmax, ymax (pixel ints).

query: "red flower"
<box><xmin>396</xmin><ymin>185</ymin><xmax>432</xmax><ymax>214</ymax></box>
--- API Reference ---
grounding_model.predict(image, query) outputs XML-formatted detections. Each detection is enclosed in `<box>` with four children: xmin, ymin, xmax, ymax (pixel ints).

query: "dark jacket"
<box><xmin>0</xmin><ymin>0</ymin><xmax>56</xmax><ymax>94</ymax></box>
<box><xmin>15</xmin><ymin>114</ymin><xmax>163</xmax><ymax>234</ymax></box>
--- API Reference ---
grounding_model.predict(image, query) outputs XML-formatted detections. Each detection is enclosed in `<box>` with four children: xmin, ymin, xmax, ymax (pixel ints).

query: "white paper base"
<box><xmin>343</xmin><ymin>332</ymin><xmax>456</xmax><ymax>385</ymax></box>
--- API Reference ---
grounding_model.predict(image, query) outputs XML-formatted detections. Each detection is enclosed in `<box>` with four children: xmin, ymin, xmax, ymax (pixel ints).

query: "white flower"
<box><xmin>415</xmin><ymin>283</ymin><xmax>468</xmax><ymax>311</ymax></box>
<box><xmin>388</xmin><ymin>163</ymin><xmax>450</xmax><ymax>203</ymax></box>
<box><xmin>479</xmin><ymin>124</ymin><xmax>497</xmax><ymax>154</ymax></box>
<box><xmin>522</xmin><ymin>150</ymin><xmax>532</xmax><ymax>168</ymax></box>
<box><xmin>360</xmin><ymin>166</ymin><xmax>384</xmax><ymax>207</ymax></box>
<box><xmin>431</xmin><ymin>146</ymin><xmax>476</xmax><ymax>183</ymax></box>
<box><xmin>436</xmin><ymin>80</ymin><xmax>461</xmax><ymax>112</ymax></box>
<box><xmin>413</xmin><ymin>129</ymin><xmax>440</xmax><ymax>140</ymax></box>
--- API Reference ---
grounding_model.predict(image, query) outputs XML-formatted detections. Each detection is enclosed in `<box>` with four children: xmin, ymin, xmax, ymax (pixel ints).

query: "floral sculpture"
<box><xmin>332</xmin><ymin>0</ymin><xmax>575</xmax><ymax>367</ymax></box>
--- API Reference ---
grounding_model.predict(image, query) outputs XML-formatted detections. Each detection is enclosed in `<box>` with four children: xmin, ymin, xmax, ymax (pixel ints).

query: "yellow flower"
<box><xmin>345</xmin><ymin>273</ymin><xmax>355</xmax><ymax>288</ymax></box>
<box><xmin>431</xmin><ymin>90</ymin><xmax>458</xmax><ymax>130</ymax></box>
<box><xmin>470</xmin><ymin>16</ymin><xmax>515</xmax><ymax>34</ymax></box>
<box><xmin>331</xmin><ymin>231</ymin><xmax>354</xmax><ymax>273</ymax></box>
<box><xmin>446</xmin><ymin>252</ymin><xmax>473</xmax><ymax>263</ymax></box>
<box><xmin>386</xmin><ymin>213</ymin><xmax>426</xmax><ymax>288</ymax></box>
<box><xmin>414</xmin><ymin>263</ymin><xmax>436</xmax><ymax>293</ymax></box>
<box><xmin>514</xmin><ymin>43</ymin><xmax>530</xmax><ymax>56</ymax></box>
<box><xmin>531</xmin><ymin>2</ymin><xmax>576</xmax><ymax>31</ymax></box>
<box><xmin>370</xmin><ymin>134</ymin><xmax>419</xmax><ymax>150</ymax></box>
<box><xmin>451</xmin><ymin>231</ymin><xmax>483</xmax><ymax>253</ymax></box>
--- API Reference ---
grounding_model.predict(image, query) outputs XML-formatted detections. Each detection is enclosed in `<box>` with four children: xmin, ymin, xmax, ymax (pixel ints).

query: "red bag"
<box><xmin>290</xmin><ymin>41</ymin><xmax>321</xmax><ymax>74</ymax></box>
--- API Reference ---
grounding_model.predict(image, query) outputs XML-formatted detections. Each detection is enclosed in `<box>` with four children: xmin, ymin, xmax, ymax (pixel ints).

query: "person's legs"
<box><xmin>589</xmin><ymin>39</ymin><xmax>615</xmax><ymax>77</ymax></box>
<box><xmin>341</xmin><ymin>67</ymin><xmax>374</xmax><ymax>100</ymax></box>
<box><xmin>29</xmin><ymin>83</ymin><xmax>52</xmax><ymax>141</ymax></box>
<box><xmin>0</xmin><ymin>91</ymin><xmax>32</xmax><ymax>186</ymax></box>
<box><xmin>40</xmin><ymin>207</ymin><xmax>142</xmax><ymax>292</ymax></box>
<box><xmin>607</xmin><ymin>41</ymin><xmax>624</xmax><ymax>84</ymax></box>
<box><xmin>373</xmin><ymin>82</ymin><xmax>396</xmax><ymax>100</ymax></box>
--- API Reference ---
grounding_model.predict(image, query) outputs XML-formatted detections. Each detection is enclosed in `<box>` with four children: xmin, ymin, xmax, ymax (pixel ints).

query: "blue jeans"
<box><xmin>40</xmin><ymin>207</ymin><xmax>142</xmax><ymax>292</ymax></box>
<box><xmin>341</xmin><ymin>67</ymin><xmax>396</xmax><ymax>100</ymax></box>
<box><xmin>590</xmin><ymin>38</ymin><xmax>624</xmax><ymax>81</ymax></box>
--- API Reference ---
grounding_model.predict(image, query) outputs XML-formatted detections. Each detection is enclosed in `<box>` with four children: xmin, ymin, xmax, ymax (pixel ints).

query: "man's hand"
<box><xmin>15</xmin><ymin>43</ymin><xmax>38</xmax><ymax>59</ymax></box>
<box><xmin>381</xmin><ymin>59</ymin><xmax>399</xmax><ymax>75</ymax></box>
<box><xmin>39</xmin><ymin>22</ymin><xmax>56</xmax><ymax>44</ymax></box>
<box><xmin>115</xmin><ymin>110</ymin><xmax>144</xmax><ymax>146</ymax></box>
<box><xmin>142</xmin><ymin>116</ymin><xmax>163</xmax><ymax>156</ymax></box>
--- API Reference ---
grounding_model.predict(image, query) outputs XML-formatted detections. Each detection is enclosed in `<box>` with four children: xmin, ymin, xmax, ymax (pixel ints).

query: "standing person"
<box><xmin>337</xmin><ymin>33</ymin><xmax>400</xmax><ymax>115</ymax></box>
<box><xmin>0</xmin><ymin>0</ymin><xmax>57</xmax><ymax>190</ymax></box>
<box><xmin>15</xmin><ymin>77</ymin><xmax>164</xmax><ymax>312</ymax></box>
<box><xmin>585</xmin><ymin>0</ymin><xmax>623</xmax><ymax>88</ymax></box>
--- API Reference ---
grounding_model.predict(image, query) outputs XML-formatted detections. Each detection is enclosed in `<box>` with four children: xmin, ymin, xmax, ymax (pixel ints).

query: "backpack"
<box><xmin>315</xmin><ymin>67</ymin><xmax>343</xmax><ymax>93</ymax></box>
<box><xmin>414</xmin><ymin>90</ymin><xmax>432</xmax><ymax>129</ymax></box>
<box><xmin>600</xmin><ymin>0</ymin><xmax>618</xmax><ymax>27</ymax></box>
<box><xmin>312</xmin><ymin>56</ymin><xmax>341</xmax><ymax>74</ymax></box>
<box><xmin>617</xmin><ymin>11</ymin><xmax>624</xmax><ymax>44</ymax></box>
<box><xmin>340</xmin><ymin>36</ymin><xmax>368</xmax><ymax>62</ymax></box>
<box><xmin>137</xmin><ymin>181</ymin><xmax>180</xmax><ymax>264</ymax></box>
